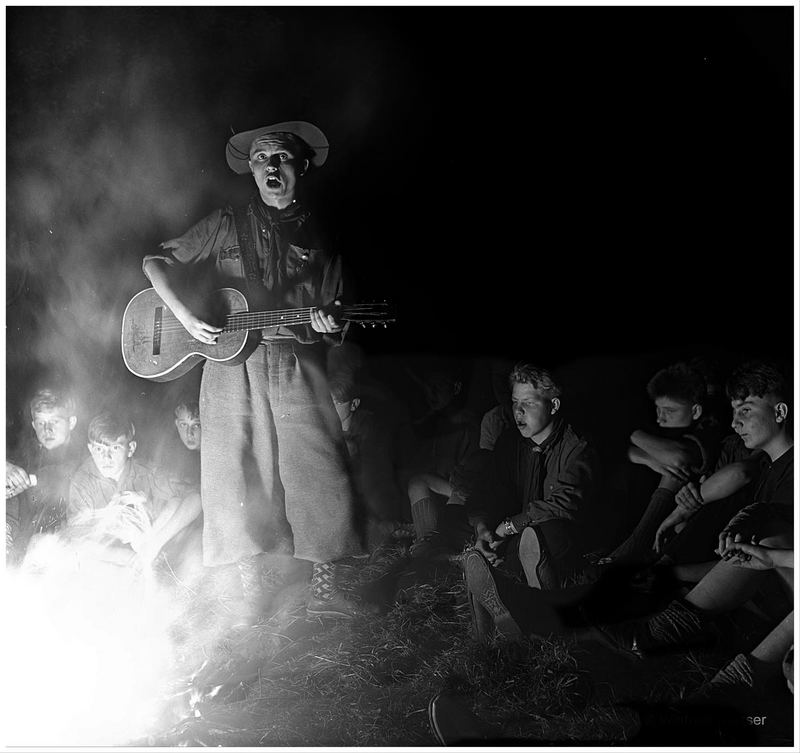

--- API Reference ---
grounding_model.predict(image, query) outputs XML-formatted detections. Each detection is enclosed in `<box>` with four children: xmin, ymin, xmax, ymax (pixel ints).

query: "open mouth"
<box><xmin>266</xmin><ymin>177</ymin><xmax>282</xmax><ymax>189</ymax></box>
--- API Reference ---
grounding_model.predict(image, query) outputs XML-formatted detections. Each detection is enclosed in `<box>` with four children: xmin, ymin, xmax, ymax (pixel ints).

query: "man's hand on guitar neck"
<box><xmin>310</xmin><ymin>300</ymin><xmax>344</xmax><ymax>334</ymax></box>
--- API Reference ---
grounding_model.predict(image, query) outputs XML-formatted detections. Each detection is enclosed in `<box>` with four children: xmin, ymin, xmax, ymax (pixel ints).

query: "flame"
<box><xmin>3</xmin><ymin>532</ymin><xmax>186</xmax><ymax>746</ymax></box>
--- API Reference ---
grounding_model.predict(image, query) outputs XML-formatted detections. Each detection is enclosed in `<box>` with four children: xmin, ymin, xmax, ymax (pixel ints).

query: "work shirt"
<box><xmin>68</xmin><ymin>457</ymin><xmax>193</xmax><ymax>523</ymax></box>
<box><xmin>143</xmin><ymin>194</ymin><xmax>347</xmax><ymax>345</ymax></box>
<box><xmin>723</xmin><ymin>445</ymin><xmax>794</xmax><ymax>535</ymax></box>
<box><xmin>469</xmin><ymin>417</ymin><xmax>600</xmax><ymax>530</ymax></box>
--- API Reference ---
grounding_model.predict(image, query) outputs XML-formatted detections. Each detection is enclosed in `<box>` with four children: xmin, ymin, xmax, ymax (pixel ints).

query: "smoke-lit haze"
<box><xmin>6</xmin><ymin>8</ymin><xmax>794</xmax><ymax>452</ymax></box>
<box><xmin>3</xmin><ymin>6</ymin><xmax>794</xmax><ymax>747</ymax></box>
<box><xmin>5</xmin><ymin>8</ymin><xmax>392</xmax><ymax>450</ymax></box>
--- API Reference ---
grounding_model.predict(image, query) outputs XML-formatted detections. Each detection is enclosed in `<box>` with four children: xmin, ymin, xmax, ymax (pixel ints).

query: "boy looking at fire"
<box><xmin>6</xmin><ymin>387</ymin><xmax>84</xmax><ymax>564</ymax></box>
<box><xmin>66</xmin><ymin>411</ymin><xmax>202</xmax><ymax>579</ymax></box>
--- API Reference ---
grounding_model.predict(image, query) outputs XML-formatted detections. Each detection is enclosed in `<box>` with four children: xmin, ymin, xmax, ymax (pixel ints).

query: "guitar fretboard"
<box><xmin>222</xmin><ymin>305</ymin><xmax>385</xmax><ymax>332</ymax></box>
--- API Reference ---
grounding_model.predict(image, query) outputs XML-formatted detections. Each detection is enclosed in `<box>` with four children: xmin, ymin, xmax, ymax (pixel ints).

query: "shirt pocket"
<box><xmin>217</xmin><ymin>244</ymin><xmax>245</xmax><ymax>280</ymax></box>
<box><xmin>286</xmin><ymin>246</ymin><xmax>324</xmax><ymax>303</ymax></box>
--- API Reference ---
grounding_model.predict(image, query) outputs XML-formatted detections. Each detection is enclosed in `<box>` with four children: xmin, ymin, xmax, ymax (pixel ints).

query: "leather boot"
<box><xmin>306</xmin><ymin>560</ymin><xmax>378</xmax><ymax>619</ymax></box>
<box><xmin>233</xmin><ymin>554</ymin><xmax>286</xmax><ymax>628</ymax></box>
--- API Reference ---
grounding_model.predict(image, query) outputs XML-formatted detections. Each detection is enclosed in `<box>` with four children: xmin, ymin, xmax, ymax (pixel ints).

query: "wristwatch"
<box><xmin>503</xmin><ymin>518</ymin><xmax>518</xmax><ymax>536</ymax></box>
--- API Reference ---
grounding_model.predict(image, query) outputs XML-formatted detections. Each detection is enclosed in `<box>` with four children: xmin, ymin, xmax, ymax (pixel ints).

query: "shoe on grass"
<box><xmin>428</xmin><ymin>692</ymin><xmax>500</xmax><ymax>745</ymax></box>
<box><xmin>463</xmin><ymin>549</ymin><xmax>523</xmax><ymax>642</ymax></box>
<box><xmin>409</xmin><ymin>530</ymin><xmax>462</xmax><ymax>561</ymax></box>
<box><xmin>687</xmin><ymin>653</ymin><xmax>773</xmax><ymax>717</ymax></box>
<box><xmin>579</xmin><ymin>598</ymin><xmax>715</xmax><ymax>658</ymax></box>
<box><xmin>306</xmin><ymin>560</ymin><xmax>379</xmax><ymax>619</ymax></box>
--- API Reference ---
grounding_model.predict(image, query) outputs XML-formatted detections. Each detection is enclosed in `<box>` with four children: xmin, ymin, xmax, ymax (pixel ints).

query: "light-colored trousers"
<box><xmin>200</xmin><ymin>341</ymin><xmax>363</xmax><ymax>567</ymax></box>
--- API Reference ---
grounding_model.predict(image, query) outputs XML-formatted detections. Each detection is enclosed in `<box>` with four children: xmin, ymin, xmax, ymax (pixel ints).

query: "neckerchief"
<box><xmin>249</xmin><ymin>194</ymin><xmax>311</xmax><ymax>291</ymax></box>
<box><xmin>520</xmin><ymin>417</ymin><xmax>564</xmax><ymax>506</ymax></box>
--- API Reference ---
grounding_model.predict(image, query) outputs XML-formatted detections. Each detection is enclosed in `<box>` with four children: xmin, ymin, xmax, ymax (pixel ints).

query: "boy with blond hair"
<box><xmin>6</xmin><ymin>387</ymin><xmax>84</xmax><ymax>563</ymax></box>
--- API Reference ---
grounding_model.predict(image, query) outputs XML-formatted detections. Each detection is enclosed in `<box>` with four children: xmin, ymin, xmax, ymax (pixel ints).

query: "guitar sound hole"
<box><xmin>153</xmin><ymin>307</ymin><xmax>163</xmax><ymax>355</ymax></box>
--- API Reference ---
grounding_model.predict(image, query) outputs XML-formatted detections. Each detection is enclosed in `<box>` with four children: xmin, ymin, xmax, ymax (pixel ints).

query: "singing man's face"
<box><xmin>248</xmin><ymin>135</ymin><xmax>307</xmax><ymax>207</ymax></box>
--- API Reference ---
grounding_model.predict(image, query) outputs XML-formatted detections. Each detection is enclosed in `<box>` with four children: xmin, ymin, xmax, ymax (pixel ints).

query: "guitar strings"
<box><xmin>148</xmin><ymin>304</ymin><xmax>392</xmax><ymax>336</ymax></box>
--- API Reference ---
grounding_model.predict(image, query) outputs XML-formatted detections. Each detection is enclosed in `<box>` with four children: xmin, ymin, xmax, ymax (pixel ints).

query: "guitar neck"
<box><xmin>222</xmin><ymin>305</ymin><xmax>385</xmax><ymax>332</ymax></box>
<box><xmin>223</xmin><ymin>307</ymin><xmax>316</xmax><ymax>332</ymax></box>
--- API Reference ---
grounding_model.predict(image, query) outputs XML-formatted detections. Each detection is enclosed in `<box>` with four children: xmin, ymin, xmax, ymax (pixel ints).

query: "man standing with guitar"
<box><xmin>142</xmin><ymin>121</ymin><xmax>368</xmax><ymax>623</ymax></box>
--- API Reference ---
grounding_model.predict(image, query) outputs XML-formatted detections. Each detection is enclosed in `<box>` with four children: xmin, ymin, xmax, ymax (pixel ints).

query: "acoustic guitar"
<box><xmin>121</xmin><ymin>287</ymin><xmax>394</xmax><ymax>382</ymax></box>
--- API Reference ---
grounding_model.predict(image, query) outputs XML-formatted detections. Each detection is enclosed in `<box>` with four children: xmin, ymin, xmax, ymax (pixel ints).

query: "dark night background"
<box><xmin>5</xmin><ymin>6</ymin><xmax>795</xmax><ymax>455</ymax></box>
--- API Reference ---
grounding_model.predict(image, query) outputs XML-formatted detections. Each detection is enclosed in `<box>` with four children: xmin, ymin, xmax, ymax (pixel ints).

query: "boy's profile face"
<box><xmin>175</xmin><ymin>409</ymin><xmax>201</xmax><ymax>451</ymax></box>
<box><xmin>88</xmin><ymin>435</ymin><xmax>136</xmax><ymax>480</ymax></box>
<box><xmin>653</xmin><ymin>396</ymin><xmax>699</xmax><ymax>429</ymax></box>
<box><xmin>730</xmin><ymin>393</ymin><xmax>787</xmax><ymax>451</ymax></box>
<box><xmin>511</xmin><ymin>382</ymin><xmax>559</xmax><ymax>441</ymax></box>
<box><xmin>332</xmin><ymin>396</ymin><xmax>360</xmax><ymax>429</ymax></box>
<box><xmin>31</xmin><ymin>408</ymin><xmax>77</xmax><ymax>451</ymax></box>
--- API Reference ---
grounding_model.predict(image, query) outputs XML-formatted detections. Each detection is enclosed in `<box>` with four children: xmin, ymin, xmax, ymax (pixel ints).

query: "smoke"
<box><xmin>5</xmin><ymin>7</ymin><xmax>387</xmax><ymax>446</ymax></box>
<box><xmin>6</xmin><ymin>13</ymin><xmax>223</xmax><ymax>443</ymax></box>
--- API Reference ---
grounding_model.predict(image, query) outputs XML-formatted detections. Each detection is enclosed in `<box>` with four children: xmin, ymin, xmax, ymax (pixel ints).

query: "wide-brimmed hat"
<box><xmin>225</xmin><ymin>121</ymin><xmax>329</xmax><ymax>174</ymax></box>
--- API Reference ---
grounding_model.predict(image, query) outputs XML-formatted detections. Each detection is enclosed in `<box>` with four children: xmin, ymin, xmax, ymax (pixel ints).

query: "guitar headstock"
<box><xmin>341</xmin><ymin>301</ymin><xmax>397</xmax><ymax>328</ymax></box>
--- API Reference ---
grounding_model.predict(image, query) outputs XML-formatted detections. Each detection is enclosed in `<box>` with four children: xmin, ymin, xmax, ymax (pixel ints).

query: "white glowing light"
<box><xmin>3</xmin><ymin>532</ymin><xmax>183</xmax><ymax>746</ymax></box>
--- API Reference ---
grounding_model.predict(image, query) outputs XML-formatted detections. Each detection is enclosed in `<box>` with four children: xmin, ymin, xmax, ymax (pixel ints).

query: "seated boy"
<box><xmin>478</xmin><ymin>358</ymin><xmax>515</xmax><ymax>452</ymax></box>
<box><xmin>469</xmin><ymin>363</ymin><xmax>601</xmax><ymax>590</ymax></box>
<box><xmin>329</xmin><ymin>372</ymin><xmax>407</xmax><ymax>550</ymax></box>
<box><xmin>169</xmin><ymin>397</ymin><xmax>202</xmax><ymax>486</ymax></box>
<box><xmin>464</xmin><ymin>360</ymin><xmax>793</xmax><ymax>654</ymax></box>
<box><xmin>64</xmin><ymin>411</ymin><xmax>202</xmax><ymax>579</ymax></box>
<box><xmin>602</xmin><ymin>361</ymin><xmax>721</xmax><ymax>567</ymax></box>
<box><xmin>407</xmin><ymin>359</ymin><xmax>514</xmax><ymax>561</ymax></box>
<box><xmin>431</xmin><ymin>542</ymin><xmax>794</xmax><ymax>746</ymax></box>
<box><xmin>400</xmin><ymin>361</ymin><xmax>480</xmax><ymax>551</ymax></box>
<box><xmin>6</xmin><ymin>387</ymin><xmax>85</xmax><ymax>564</ymax></box>
<box><xmin>651</xmin><ymin>432</ymin><xmax>767</xmax><ymax>578</ymax></box>
<box><xmin>654</xmin><ymin>360</ymin><xmax>790</xmax><ymax>578</ymax></box>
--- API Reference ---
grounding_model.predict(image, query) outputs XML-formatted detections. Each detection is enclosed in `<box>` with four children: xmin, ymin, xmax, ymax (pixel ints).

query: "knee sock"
<box><xmin>642</xmin><ymin>598</ymin><xmax>711</xmax><ymax>650</ymax></box>
<box><xmin>411</xmin><ymin>496</ymin><xmax>441</xmax><ymax>540</ymax></box>
<box><xmin>610</xmin><ymin>487</ymin><xmax>676</xmax><ymax>565</ymax></box>
<box><xmin>237</xmin><ymin>554</ymin><xmax>263</xmax><ymax>607</ymax></box>
<box><xmin>310</xmin><ymin>560</ymin><xmax>337</xmax><ymax>601</ymax></box>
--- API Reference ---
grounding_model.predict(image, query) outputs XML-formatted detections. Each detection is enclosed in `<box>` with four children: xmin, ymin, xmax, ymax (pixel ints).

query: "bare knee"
<box><xmin>407</xmin><ymin>474</ymin><xmax>430</xmax><ymax>501</ymax></box>
<box><xmin>758</xmin><ymin>533</ymin><xmax>792</xmax><ymax>549</ymax></box>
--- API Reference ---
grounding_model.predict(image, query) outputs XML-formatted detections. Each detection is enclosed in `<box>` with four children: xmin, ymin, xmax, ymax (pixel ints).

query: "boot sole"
<box><xmin>428</xmin><ymin>693</ymin><xmax>448</xmax><ymax>746</ymax></box>
<box><xmin>519</xmin><ymin>526</ymin><xmax>542</xmax><ymax>589</ymax></box>
<box><xmin>428</xmin><ymin>692</ymin><xmax>500</xmax><ymax>744</ymax></box>
<box><xmin>466</xmin><ymin>590</ymin><xmax>495</xmax><ymax>644</ymax></box>
<box><xmin>464</xmin><ymin>552</ymin><xmax>522</xmax><ymax>641</ymax></box>
<box><xmin>306</xmin><ymin>603</ymin><xmax>358</xmax><ymax>619</ymax></box>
